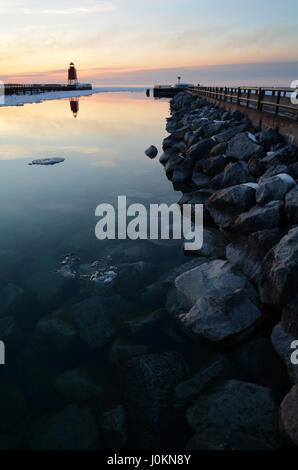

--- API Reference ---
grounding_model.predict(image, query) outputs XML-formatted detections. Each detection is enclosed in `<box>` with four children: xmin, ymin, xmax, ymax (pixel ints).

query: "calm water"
<box><xmin>0</xmin><ymin>91</ymin><xmax>192</xmax><ymax>449</ymax></box>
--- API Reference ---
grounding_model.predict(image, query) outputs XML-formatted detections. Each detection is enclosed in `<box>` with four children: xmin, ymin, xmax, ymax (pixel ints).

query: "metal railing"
<box><xmin>188</xmin><ymin>86</ymin><xmax>298</xmax><ymax>121</ymax></box>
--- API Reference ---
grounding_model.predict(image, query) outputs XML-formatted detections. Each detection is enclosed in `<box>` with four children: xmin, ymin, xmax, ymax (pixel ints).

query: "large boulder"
<box><xmin>256</xmin><ymin>173</ymin><xmax>296</xmax><ymax>204</ymax></box>
<box><xmin>122</xmin><ymin>351</ymin><xmax>188</xmax><ymax>448</ymax></box>
<box><xmin>27</xmin><ymin>404</ymin><xmax>99</xmax><ymax>450</ymax></box>
<box><xmin>200</xmin><ymin>155</ymin><xmax>227</xmax><ymax>177</ymax></box>
<box><xmin>53</xmin><ymin>367</ymin><xmax>104</xmax><ymax>409</ymax></box>
<box><xmin>101</xmin><ymin>405</ymin><xmax>127</xmax><ymax>449</ymax></box>
<box><xmin>180</xmin><ymin>288</ymin><xmax>263</xmax><ymax>345</ymax></box>
<box><xmin>33</xmin><ymin>315</ymin><xmax>80</xmax><ymax>358</ymax></box>
<box><xmin>211</xmin><ymin>161</ymin><xmax>254</xmax><ymax>189</ymax></box>
<box><xmin>67</xmin><ymin>296</ymin><xmax>118</xmax><ymax>350</ymax></box>
<box><xmin>186</xmin><ymin>380</ymin><xmax>279</xmax><ymax>449</ymax></box>
<box><xmin>280</xmin><ymin>384</ymin><xmax>298</xmax><ymax>447</ymax></box>
<box><xmin>171</xmin><ymin>259</ymin><xmax>257</xmax><ymax>315</ymax></box>
<box><xmin>214</xmin><ymin>124</ymin><xmax>248</xmax><ymax>143</ymax></box>
<box><xmin>0</xmin><ymin>316</ymin><xmax>21</xmax><ymax>351</ymax></box>
<box><xmin>174</xmin><ymin>357</ymin><xmax>233</xmax><ymax>410</ymax></box>
<box><xmin>226</xmin><ymin>228</ymin><xmax>285</xmax><ymax>281</ymax></box>
<box><xmin>205</xmin><ymin>183</ymin><xmax>257</xmax><ymax>226</ymax></box>
<box><xmin>285</xmin><ymin>187</ymin><xmax>298</xmax><ymax>225</ymax></box>
<box><xmin>257</xmin><ymin>128</ymin><xmax>284</xmax><ymax>150</ymax></box>
<box><xmin>259</xmin><ymin>227</ymin><xmax>298</xmax><ymax>306</ymax></box>
<box><xmin>187</xmin><ymin>138</ymin><xmax>215</xmax><ymax>161</ymax></box>
<box><xmin>0</xmin><ymin>283</ymin><xmax>25</xmax><ymax>318</ymax></box>
<box><xmin>226</xmin><ymin>132</ymin><xmax>264</xmax><ymax>161</ymax></box>
<box><xmin>262</xmin><ymin>145</ymin><xmax>297</xmax><ymax>168</ymax></box>
<box><xmin>222</xmin><ymin>201</ymin><xmax>283</xmax><ymax>234</ymax></box>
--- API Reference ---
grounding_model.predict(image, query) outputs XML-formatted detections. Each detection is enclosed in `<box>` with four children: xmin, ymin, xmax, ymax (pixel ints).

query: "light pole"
<box><xmin>177</xmin><ymin>75</ymin><xmax>181</xmax><ymax>86</ymax></box>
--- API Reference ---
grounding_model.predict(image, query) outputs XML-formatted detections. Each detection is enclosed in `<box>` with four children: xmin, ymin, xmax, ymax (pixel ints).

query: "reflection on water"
<box><xmin>70</xmin><ymin>97</ymin><xmax>79</xmax><ymax>119</ymax></box>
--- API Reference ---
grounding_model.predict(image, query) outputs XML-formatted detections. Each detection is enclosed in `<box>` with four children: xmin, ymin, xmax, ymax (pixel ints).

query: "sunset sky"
<box><xmin>1</xmin><ymin>0</ymin><xmax>298</xmax><ymax>85</ymax></box>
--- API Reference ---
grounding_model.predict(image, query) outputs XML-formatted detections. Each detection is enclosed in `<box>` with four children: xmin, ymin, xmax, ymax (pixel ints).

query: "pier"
<box><xmin>188</xmin><ymin>85</ymin><xmax>298</xmax><ymax>145</ymax></box>
<box><xmin>4</xmin><ymin>83</ymin><xmax>92</xmax><ymax>96</ymax></box>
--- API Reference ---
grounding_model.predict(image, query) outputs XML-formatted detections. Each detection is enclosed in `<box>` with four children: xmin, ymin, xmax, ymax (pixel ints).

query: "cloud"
<box><xmin>0</xmin><ymin>1</ymin><xmax>116</xmax><ymax>15</ymax></box>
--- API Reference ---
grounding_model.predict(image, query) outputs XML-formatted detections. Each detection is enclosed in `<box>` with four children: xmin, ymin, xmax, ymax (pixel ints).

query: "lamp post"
<box><xmin>177</xmin><ymin>75</ymin><xmax>181</xmax><ymax>86</ymax></box>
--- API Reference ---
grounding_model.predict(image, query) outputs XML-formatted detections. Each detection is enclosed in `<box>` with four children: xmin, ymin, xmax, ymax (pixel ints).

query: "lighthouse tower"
<box><xmin>68</xmin><ymin>62</ymin><xmax>78</xmax><ymax>87</ymax></box>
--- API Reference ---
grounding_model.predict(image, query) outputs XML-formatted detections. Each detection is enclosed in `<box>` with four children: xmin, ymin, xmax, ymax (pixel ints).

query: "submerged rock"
<box><xmin>101</xmin><ymin>405</ymin><xmax>127</xmax><ymax>449</ymax></box>
<box><xmin>27</xmin><ymin>404</ymin><xmax>99</xmax><ymax>450</ymax></box>
<box><xmin>280</xmin><ymin>384</ymin><xmax>298</xmax><ymax>447</ymax></box>
<box><xmin>186</xmin><ymin>380</ymin><xmax>279</xmax><ymax>449</ymax></box>
<box><xmin>122</xmin><ymin>351</ymin><xmax>188</xmax><ymax>448</ymax></box>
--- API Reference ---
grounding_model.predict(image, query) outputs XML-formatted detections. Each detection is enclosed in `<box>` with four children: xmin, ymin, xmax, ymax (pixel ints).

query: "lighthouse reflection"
<box><xmin>70</xmin><ymin>97</ymin><xmax>79</xmax><ymax>118</ymax></box>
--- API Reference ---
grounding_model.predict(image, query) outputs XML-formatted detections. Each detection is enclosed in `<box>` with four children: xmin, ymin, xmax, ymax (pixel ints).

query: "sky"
<box><xmin>1</xmin><ymin>0</ymin><xmax>298</xmax><ymax>86</ymax></box>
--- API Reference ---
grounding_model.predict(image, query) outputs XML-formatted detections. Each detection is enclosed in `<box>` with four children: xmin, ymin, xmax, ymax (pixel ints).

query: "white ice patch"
<box><xmin>276</xmin><ymin>173</ymin><xmax>296</xmax><ymax>185</ymax></box>
<box><xmin>248</xmin><ymin>132</ymin><xmax>259</xmax><ymax>144</ymax></box>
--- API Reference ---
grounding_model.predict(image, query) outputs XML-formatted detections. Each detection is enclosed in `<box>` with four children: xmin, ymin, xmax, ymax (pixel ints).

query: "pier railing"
<box><xmin>3</xmin><ymin>83</ymin><xmax>92</xmax><ymax>95</ymax></box>
<box><xmin>188</xmin><ymin>86</ymin><xmax>298</xmax><ymax>121</ymax></box>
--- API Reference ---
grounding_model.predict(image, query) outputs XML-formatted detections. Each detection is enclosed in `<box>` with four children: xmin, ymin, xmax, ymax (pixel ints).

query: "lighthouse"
<box><xmin>68</xmin><ymin>62</ymin><xmax>78</xmax><ymax>87</ymax></box>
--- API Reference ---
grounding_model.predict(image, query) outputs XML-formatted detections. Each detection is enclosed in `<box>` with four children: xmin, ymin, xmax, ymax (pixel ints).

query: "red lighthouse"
<box><xmin>68</xmin><ymin>62</ymin><xmax>78</xmax><ymax>86</ymax></box>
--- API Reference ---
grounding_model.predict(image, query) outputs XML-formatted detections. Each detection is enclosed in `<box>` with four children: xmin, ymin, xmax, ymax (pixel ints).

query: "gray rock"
<box><xmin>262</xmin><ymin>145</ymin><xmax>297</xmax><ymax>167</ymax></box>
<box><xmin>191</xmin><ymin>167</ymin><xmax>210</xmax><ymax>188</ymax></box>
<box><xmin>259</xmin><ymin>227</ymin><xmax>298</xmax><ymax>306</ymax></box>
<box><xmin>186</xmin><ymin>427</ymin><xmax>275</xmax><ymax>450</ymax></box>
<box><xmin>173</xmin><ymin>259</ymin><xmax>257</xmax><ymax>312</ymax></box>
<box><xmin>54</xmin><ymin>367</ymin><xmax>104</xmax><ymax>408</ymax></box>
<box><xmin>69</xmin><ymin>296</ymin><xmax>116</xmax><ymax>349</ymax></box>
<box><xmin>187</xmin><ymin>138</ymin><xmax>215</xmax><ymax>161</ymax></box>
<box><xmin>271</xmin><ymin>322</ymin><xmax>298</xmax><ymax>384</ymax></box>
<box><xmin>180</xmin><ymin>288</ymin><xmax>263</xmax><ymax>345</ymax></box>
<box><xmin>256</xmin><ymin>173</ymin><xmax>296</xmax><ymax>204</ymax></box>
<box><xmin>210</xmin><ymin>142</ymin><xmax>227</xmax><ymax>156</ymax></box>
<box><xmin>285</xmin><ymin>187</ymin><xmax>298</xmax><ymax>225</ymax></box>
<box><xmin>33</xmin><ymin>315</ymin><xmax>80</xmax><ymax>358</ymax></box>
<box><xmin>125</xmin><ymin>308</ymin><xmax>168</xmax><ymax>339</ymax></box>
<box><xmin>200</xmin><ymin>155</ymin><xmax>227</xmax><ymax>177</ymax></box>
<box><xmin>141</xmin><ymin>257</ymin><xmax>209</xmax><ymax>309</ymax></box>
<box><xmin>222</xmin><ymin>200</ymin><xmax>283</xmax><ymax>234</ymax></box>
<box><xmin>175</xmin><ymin>357</ymin><xmax>233</xmax><ymax>409</ymax></box>
<box><xmin>281</xmin><ymin>298</ymin><xmax>298</xmax><ymax>337</ymax></box>
<box><xmin>205</xmin><ymin>183</ymin><xmax>257</xmax><ymax>226</ymax></box>
<box><xmin>258</xmin><ymin>164</ymin><xmax>294</xmax><ymax>183</ymax></box>
<box><xmin>27</xmin><ymin>404</ymin><xmax>98</xmax><ymax>450</ymax></box>
<box><xmin>109</xmin><ymin>338</ymin><xmax>152</xmax><ymax>369</ymax></box>
<box><xmin>211</xmin><ymin>161</ymin><xmax>254</xmax><ymax>189</ymax></box>
<box><xmin>0</xmin><ymin>316</ymin><xmax>21</xmax><ymax>350</ymax></box>
<box><xmin>200</xmin><ymin>121</ymin><xmax>227</xmax><ymax>138</ymax></box>
<box><xmin>0</xmin><ymin>283</ymin><xmax>24</xmax><ymax>318</ymax></box>
<box><xmin>186</xmin><ymin>380</ymin><xmax>279</xmax><ymax>447</ymax></box>
<box><xmin>226</xmin><ymin>132</ymin><xmax>264</xmax><ymax>161</ymax></box>
<box><xmin>101</xmin><ymin>405</ymin><xmax>127</xmax><ymax>449</ymax></box>
<box><xmin>257</xmin><ymin>128</ymin><xmax>283</xmax><ymax>150</ymax></box>
<box><xmin>280</xmin><ymin>384</ymin><xmax>298</xmax><ymax>447</ymax></box>
<box><xmin>123</xmin><ymin>351</ymin><xmax>188</xmax><ymax>448</ymax></box>
<box><xmin>214</xmin><ymin>124</ymin><xmax>248</xmax><ymax>143</ymax></box>
<box><xmin>184</xmin><ymin>226</ymin><xmax>228</xmax><ymax>259</ymax></box>
<box><xmin>226</xmin><ymin>228</ymin><xmax>285</xmax><ymax>281</ymax></box>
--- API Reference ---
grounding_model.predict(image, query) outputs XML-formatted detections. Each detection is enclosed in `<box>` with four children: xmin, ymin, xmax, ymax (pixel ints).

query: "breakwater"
<box><xmin>157</xmin><ymin>91</ymin><xmax>298</xmax><ymax>448</ymax></box>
